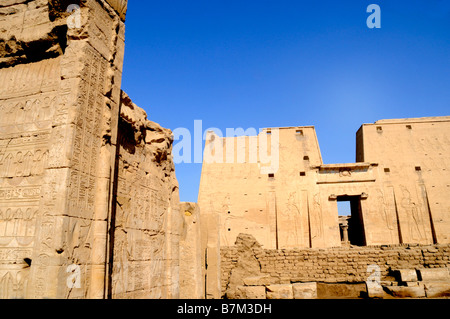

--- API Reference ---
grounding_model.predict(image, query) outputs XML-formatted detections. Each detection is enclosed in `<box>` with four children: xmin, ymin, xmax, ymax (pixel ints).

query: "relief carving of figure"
<box><xmin>400</xmin><ymin>186</ymin><xmax>424</xmax><ymax>242</ymax></box>
<box><xmin>311</xmin><ymin>193</ymin><xmax>324</xmax><ymax>241</ymax></box>
<box><xmin>285</xmin><ymin>192</ymin><xmax>302</xmax><ymax>246</ymax></box>
<box><xmin>376</xmin><ymin>189</ymin><xmax>394</xmax><ymax>231</ymax></box>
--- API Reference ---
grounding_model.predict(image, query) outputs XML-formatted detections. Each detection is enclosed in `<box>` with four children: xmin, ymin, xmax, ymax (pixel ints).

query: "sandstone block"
<box><xmin>384</xmin><ymin>284</ymin><xmax>425</xmax><ymax>298</ymax></box>
<box><xmin>366</xmin><ymin>283</ymin><xmax>385</xmax><ymax>299</ymax></box>
<box><xmin>235</xmin><ymin>286</ymin><xmax>267</xmax><ymax>299</ymax></box>
<box><xmin>394</xmin><ymin>269</ymin><xmax>418</xmax><ymax>282</ymax></box>
<box><xmin>292</xmin><ymin>282</ymin><xmax>317</xmax><ymax>299</ymax></box>
<box><xmin>424</xmin><ymin>282</ymin><xmax>450</xmax><ymax>298</ymax></box>
<box><xmin>417</xmin><ymin>268</ymin><xmax>449</xmax><ymax>282</ymax></box>
<box><xmin>404</xmin><ymin>282</ymin><xmax>420</xmax><ymax>287</ymax></box>
<box><xmin>243</xmin><ymin>275</ymin><xmax>272</xmax><ymax>286</ymax></box>
<box><xmin>266</xmin><ymin>284</ymin><xmax>294</xmax><ymax>299</ymax></box>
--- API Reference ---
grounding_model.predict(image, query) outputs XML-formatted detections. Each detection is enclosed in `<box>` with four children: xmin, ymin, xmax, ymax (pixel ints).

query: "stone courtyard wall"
<box><xmin>110</xmin><ymin>92</ymin><xmax>183</xmax><ymax>299</ymax></box>
<box><xmin>1</xmin><ymin>0</ymin><xmax>449</xmax><ymax>301</ymax></box>
<box><xmin>0</xmin><ymin>0</ymin><xmax>128</xmax><ymax>299</ymax></box>
<box><xmin>220</xmin><ymin>234</ymin><xmax>450</xmax><ymax>298</ymax></box>
<box><xmin>0</xmin><ymin>0</ymin><xmax>184</xmax><ymax>299</ymax></box>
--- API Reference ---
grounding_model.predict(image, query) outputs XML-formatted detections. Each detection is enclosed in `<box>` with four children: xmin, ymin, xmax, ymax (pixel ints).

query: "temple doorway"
<box><xmin>337</xmin><ymin>195</ymin><xmax>366</xmax><ymax>246</ymax></box>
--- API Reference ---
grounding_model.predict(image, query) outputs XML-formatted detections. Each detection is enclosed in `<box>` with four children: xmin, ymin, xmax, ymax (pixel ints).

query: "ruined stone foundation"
<box><xmin>221</xmin><ymin>234</ymin><xmax>450</xmax><ymax>299</ymax></box>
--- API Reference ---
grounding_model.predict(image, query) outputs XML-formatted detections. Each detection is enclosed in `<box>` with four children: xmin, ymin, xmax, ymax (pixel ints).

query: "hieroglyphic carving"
<box><xmin>117</xmin><ymin>177</ymin><xmax>169</xmax><ymax>231</ymax></box>
<box><xmin>66</xmin><ymin>44</ymin><xmax>106</xmax><ymax>218</ymax></box>
<box><xmin>113</xmin><ymin>172</ymin><xmax>170</xmax><ymax>297</ymax></box>
<box><xmin>26</xmin><ymin>42</ymin><xmax>110</xmax><ymax>298</ymax></box>
<box><xmin>0</xmin><ymin>94</ymin><xmax>56</xmax><ymax>130</ymax></box>
<box><xmin>0</xmin><ymin>207</ymin><xmax>38</xmax><ymax>240</ymax></box>
<box><xmin>0</xmin><ymin>58</ymin><xmax>60</xmax><ymax>100</ymax></box>
<box><xmin>86</xmin><ymin>0</ymin><xmax>119</xmax><ymax>60</ymax></box>
<box><xmin>0</xmin><ymin>248</ymin><xmax>33</xmax><ymax>261</ymax></box>
<box><xmin>0</xmin><ymin>270</ymin><xmax>29</xmax><ymax>299</ymax></box>
<box><xmin>0</xmin><ymin>149</ymin><xmax>49</xmax><ymax>178</ymax></box>
<box><xmin>32</xmin><ymin>170</ymin><xmax>65</xmax><ymax>298</ymax></box>
<box><xmin>111</xmin><ymin>100</ymin><xmax>181</xmax><ymax>298</ymax></box>
<box><xmin>33</xmin><ymin>252</ymin><xmax>52</xmax><ymax>298</ymax></box>
<box><xmin>0</xmin><ymin>55</ymin><xmax>62</xmax><ymax>299</ymax></box>
<box><xmin>0</xmin><ymin>0</ymin><xmax>137</xmax><ymax>299</ymax></box>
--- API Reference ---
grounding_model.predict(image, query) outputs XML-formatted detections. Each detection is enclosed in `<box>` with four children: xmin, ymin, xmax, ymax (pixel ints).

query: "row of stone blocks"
<box><xmin>235</xmin><ymin>282</ymin><xmax>318</xmax><ymax>299</ymax></box>
<box><xmin>234</xmin><ymin>268</ymin><xmax>450</xmax><ymax>299</ymax></box>
<box><xmin>368</xmin><ymin>268</ymin><xmax>450</xmax><ymax>299</ymax></box>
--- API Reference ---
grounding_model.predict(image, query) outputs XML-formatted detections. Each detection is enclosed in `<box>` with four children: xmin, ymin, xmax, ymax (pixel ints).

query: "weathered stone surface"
<box><xmin>1</xmin><ymin>0</ymin><xmax>449</xmax><ymax>302</ymax></box>
<box><xmin>235</xmin><ymin>286</ymin><xmax>266</xmax><ymax>299</ymax></box>
<box><xmin>366</xmin><ymin>283</ymin><xmax>385</xmax><ymax>299</ymax></box>
<box><xmin>202</xmin><ymin>211</ymin><xmax>221</xmax><ymax>299</ymax></box>
<box><xmin>111</xmin><ymin>92</ymin><xmax>182</xmax><ymax>299</ymax></box>
<box><xmin>417</xmin><ymin>268</ymin><xmax>449</xmax><ymax>282</ymax></box>
<box><xmin>384</xmin><ymin>284</ymin><xmax>426</xmax><ymax>298</ymax></box>
<box><xmin>224</xmin><ymin>234</ymin><xmax>266</xmax><ymax>299</ymax></box>
<box><xmin>0</xmin><ymin>0</ymin><xmax>130</xmax><ymax>299</ymax></box>
<box><xmin>0</xmin><ymin>0</ymin><xmax>69</xmax><ymax>67</ymax></box>
<box><xmin>317</xmin><ymin>282</ymin><xmax>367</xmax><ymax>299</ymax></box>
<box><xmin>220</xmin><ymin>235</ymin><xmax>450</xmax><ymax>299</ymax></box>
<box><xmin>0</xmin><ymin>0</ymin><xmax>184</xmax><ymax>300</ymax></box>
<box><xmin>105</xmin><ymin>0</ymin><xmax>127</xmax><ymax>20</ymax></box>
<box><xmin>243</xmin><ymin>275</ymin><xmax>272</xmax><ymax>287</ymax></box>
<box><xmin>424</xmin><ymin>282</ymin><xmax>450</xmax><ymax>298</ymax></box>
<box><xmin>394</xmin><ymin>269</ymin><xmax>418</xmax><ymax>282</ymax></box>
<box><xmin>266</xmin><ymin>284</ymin><xmax>293</xmax><ymax>299</ymax></box>
<box><xmin>292</xmin><ymin>282</ymin><xmax>317</xmax><ymax>299</ymax></box>
<box><xmin>404</xmin><ymin>281</ymin><xmax>420</xmax><ymax>287</ymax></box>
<box><xmin>180</xmin><ymin>202</ymin><xmax>204</xmax><ymax>299</ymax></box>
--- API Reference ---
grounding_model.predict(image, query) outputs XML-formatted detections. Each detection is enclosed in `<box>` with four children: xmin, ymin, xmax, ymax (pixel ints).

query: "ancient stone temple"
<box><xmin>0</xmin><ymin>0</ymin><xmax>449</xmax><ymax>300</ymax></box>
<box><xmin>0</xmin><ymin>0</ymin><xmax>183</xmax><ymax>299</ymax></box>
<box><xmin>198</xmin><ymin>116</ymin><xmax>450</xmax><ymax>298</ymax></box>
<box><xmin>198</xmin><ymin>117</ymin><xmax>450</xmax><ymax>250</ymax></box>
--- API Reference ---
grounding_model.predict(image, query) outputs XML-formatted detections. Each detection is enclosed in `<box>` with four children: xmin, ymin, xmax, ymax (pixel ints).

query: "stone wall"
<box><xmin>110</xmin><ymin>92</ymin><xmax>183</xmax><ymax>299</ymax></box>
<box><xmin>179</xmin><ymin>202</ymin><xmax>204</xmax><ymax>299</ymax></box>
<box><xmin>0</xmin><ymin>0</ymin><xmax>184</xmax><ymax>299</ymax></box>
<box><xmin>198</xmin><ymin>118</ymin><xmax>450</xmax><ymax>254</ymax></box>
<box><xmin>0</xmin><ymin>0</ymin><xmax>128</xmax><ymax>299</ymax></box>
<box><xmin>357</xmin><ymin>118</ymin><xmax>450</xmax><ymax>244</ymax></box>
<box><xmin>221</xmin><ymin>234</ymin><xmax>450</xmax><ymax>298</ymax></box>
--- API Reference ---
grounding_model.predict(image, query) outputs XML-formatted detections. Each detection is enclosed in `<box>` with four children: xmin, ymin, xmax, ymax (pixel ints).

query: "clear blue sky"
<box><xmin>121</xmin><ymin>1</ymin><xmax>450</xmax><ymax>203</ymax></box>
